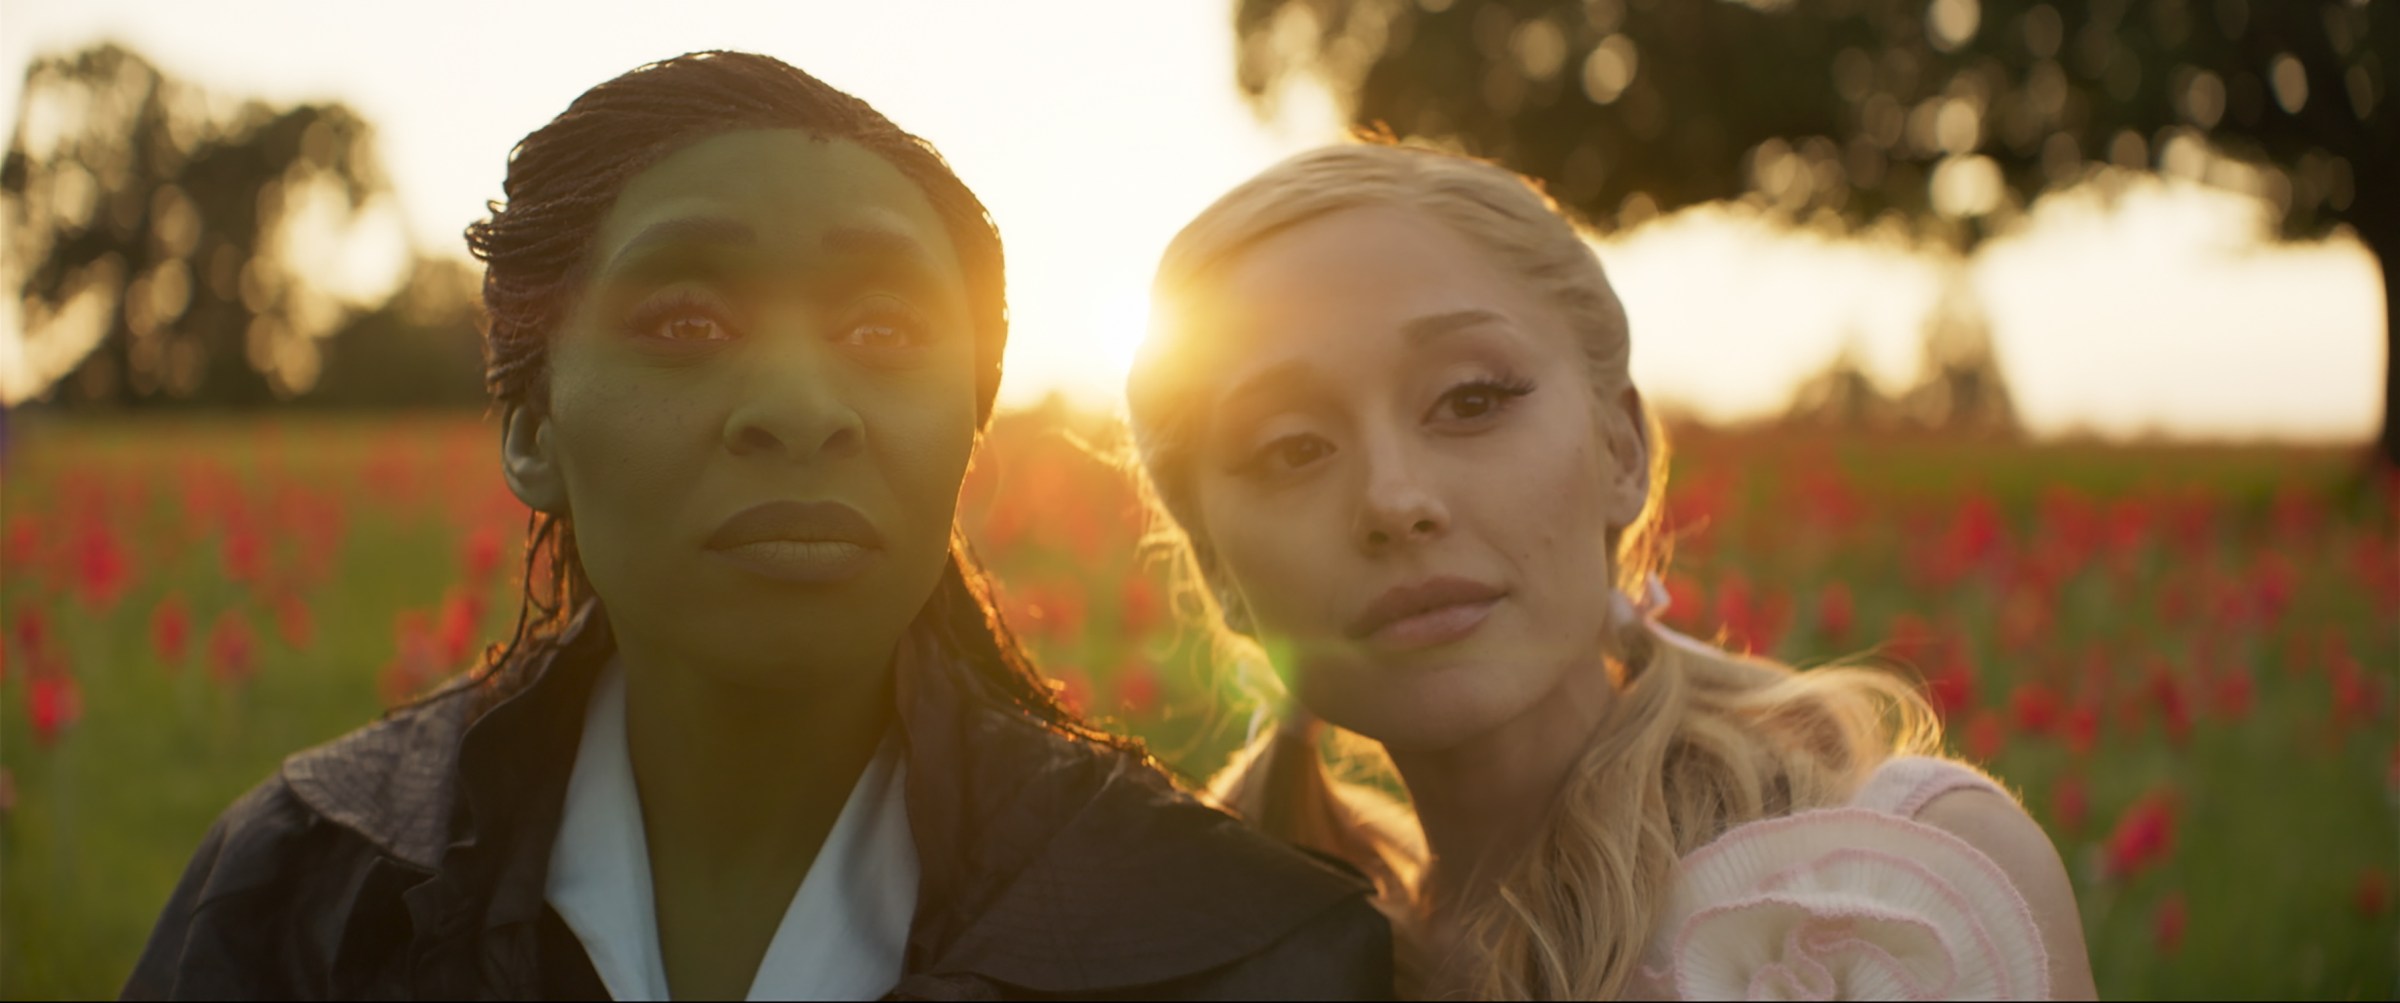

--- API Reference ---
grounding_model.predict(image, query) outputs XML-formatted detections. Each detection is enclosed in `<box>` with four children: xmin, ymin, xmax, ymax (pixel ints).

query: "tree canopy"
<box><xmin>1233</xmin><ymin>0</ymin><xmax>2395</xmax><ymax>457</ymax></box>
<box><xmin>4</xmin><ymin>43</ymin><xmax>391</xmax><ymax>406</ymax></box>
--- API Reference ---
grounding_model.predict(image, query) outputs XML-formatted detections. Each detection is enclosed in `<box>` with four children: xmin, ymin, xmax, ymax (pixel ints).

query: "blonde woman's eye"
<box><xmin>1435</xmin><ymin>378</ymin><xmax>1534</xmax><ymax>422</ymax></box>
<box><xmin>1244</xmin><ymin>434</ymin><xmax>1331</xmax><ymax>477</ymax></box>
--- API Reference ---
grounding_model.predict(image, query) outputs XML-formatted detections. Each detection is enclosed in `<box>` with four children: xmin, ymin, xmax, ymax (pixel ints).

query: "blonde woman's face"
<box><xmin>1189</xmin><ymin>205</ymin><xmax>1649</xmax><ymax>751</ymax></box>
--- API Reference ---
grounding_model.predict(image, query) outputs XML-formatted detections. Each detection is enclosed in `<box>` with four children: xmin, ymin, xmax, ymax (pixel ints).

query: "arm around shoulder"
<box><xmin>1916</xmin><ymin>789</ymin><xmax>2099</xmax><ymax>1001</ymax></box>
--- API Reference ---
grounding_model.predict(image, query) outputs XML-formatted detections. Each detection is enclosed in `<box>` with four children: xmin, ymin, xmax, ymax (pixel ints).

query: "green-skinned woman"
<box><xmin>123</xmin><ymin>52</ymin><xmax>1389</xmax><ymax>1001</ymax></box>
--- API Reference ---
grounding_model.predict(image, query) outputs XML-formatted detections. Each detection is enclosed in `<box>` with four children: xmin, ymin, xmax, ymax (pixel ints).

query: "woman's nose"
<box><xmin>1353</xmin><ymin>449</ymin><xmax>1448</xmax><ymax>553</ymax></box>
<box><xmin>721</xmin><ymin>335</ymin><xmax>864</xmax><ymax>463</ymax></box>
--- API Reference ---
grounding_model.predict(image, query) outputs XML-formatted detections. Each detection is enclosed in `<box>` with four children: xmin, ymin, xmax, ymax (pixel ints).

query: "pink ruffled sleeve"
<box><xmin>1629</xmin><ymin>778</ymin><xmax>2051</xmax><ymax>1000</ymax></box>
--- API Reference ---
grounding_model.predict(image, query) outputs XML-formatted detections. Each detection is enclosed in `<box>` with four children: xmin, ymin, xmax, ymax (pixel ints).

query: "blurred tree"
<box><xmin>1233</xmin><ymin>0</ymin><xmax>2396</xmax><ymax>462</ymax></box>
<box><xmin>304</xmin><ymin>256</ymin><xmax>486</xmax><ymax>410</ymax></box>
<box><xmin>3</xmin><ymin>42</ymin><xmax>385</xmax><ymax>407</ymax></box>
<box><xmin>1783</xmin><ymin>276</ymin><xmax>2018</xmax><ymax>434</ymax></box>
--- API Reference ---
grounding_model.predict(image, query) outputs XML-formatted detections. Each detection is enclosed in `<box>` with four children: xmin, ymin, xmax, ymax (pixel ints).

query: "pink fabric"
<box><xmin>1847</xmin><ymin>756</ymin><xmax>2012</xmax><ymax>820</ymax></box>
<box><xmin>1631</xmin><ymin>757</ymin><xmax>2051</xmax><ymax>1000</ymax></box>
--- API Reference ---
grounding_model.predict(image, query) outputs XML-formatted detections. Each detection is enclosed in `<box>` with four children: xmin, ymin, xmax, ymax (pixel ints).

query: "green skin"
<box><xmin>499</xmin><ymin>130</ymin><xmax>980</xmax><ymax>1000</ymax></box>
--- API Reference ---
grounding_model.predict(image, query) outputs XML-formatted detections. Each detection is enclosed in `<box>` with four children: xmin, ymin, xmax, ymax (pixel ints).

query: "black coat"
<box><xmin>122</xmin><ymin>607</ymin><xmax>1391</xmax><ymax>1000</ymax></box>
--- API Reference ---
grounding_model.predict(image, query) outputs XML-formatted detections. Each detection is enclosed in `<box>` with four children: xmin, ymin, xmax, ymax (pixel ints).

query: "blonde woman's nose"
<box><xmin>1353</xmin><ymin>462</ymin><xmax>1449</xmax><ymax>553</ymax></box>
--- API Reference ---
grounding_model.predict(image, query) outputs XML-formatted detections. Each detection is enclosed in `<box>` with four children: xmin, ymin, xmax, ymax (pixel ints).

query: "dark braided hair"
<box><xmin>461</xmin><ymin>51</ymin><xmax>1119</xmax><ymax>748</ymax></box>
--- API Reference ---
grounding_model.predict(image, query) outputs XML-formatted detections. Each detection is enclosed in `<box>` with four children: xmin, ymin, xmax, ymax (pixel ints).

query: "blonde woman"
<box><xmin>1125</xmin><ymin>143</ymin><xmax>2095</xmax><ymax>1000</ymax></box>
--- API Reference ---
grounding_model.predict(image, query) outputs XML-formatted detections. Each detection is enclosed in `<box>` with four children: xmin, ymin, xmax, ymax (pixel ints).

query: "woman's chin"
<box><xmin>1307</xmin><ymin>672</ymin><xmax>1544</xmax><ymax>755</ymax></box>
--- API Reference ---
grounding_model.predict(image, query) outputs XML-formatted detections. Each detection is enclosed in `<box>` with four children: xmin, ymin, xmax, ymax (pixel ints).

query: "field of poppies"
<box><xmin>0</xmin><ymin>407</ymin><xmax>2393</xmax><ymax>999</ymax></box>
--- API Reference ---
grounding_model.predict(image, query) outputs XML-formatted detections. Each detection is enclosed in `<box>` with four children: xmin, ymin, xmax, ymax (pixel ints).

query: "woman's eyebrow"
<box><xmin>1218</xmin><ymin>359</ymin><xmax>1321</xmax><ymax>431</ymax></box>
<box><xmin>823</xmin><ymin>223</ymin><xmax>934</xmax><ymax>264</ymax></box>
<box><xmin>603</xmin><ymin>217</ymin><xmax>755</xmax><ymax>275</ymax></box>
<box><xmin>1403</xmin><ymin>308</ymin><xmax>1507</xmax><ymax>346</ymax></box>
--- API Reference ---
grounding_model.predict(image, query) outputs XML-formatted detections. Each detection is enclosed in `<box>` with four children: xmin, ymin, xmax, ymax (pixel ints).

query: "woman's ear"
<box><xmin>1600</xmin><ymin>386</ymin><xmax>1652</xmax><ymax>529</ymax></box>
<box><xmin>501</xmin><ymin>403</ymin><xmax>569</xmax><ymax>514</ymax></box>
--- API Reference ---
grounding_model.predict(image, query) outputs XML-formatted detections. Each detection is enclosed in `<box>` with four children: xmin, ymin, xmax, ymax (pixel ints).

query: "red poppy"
<box><xmin>380</xmin><ymin>610</ymin><xmax>441</xmax><ymax>706</ymax></box>
<box><xmin>1815</xmin><ymin>581</ymin><xmax>1854</xmax><ymax>643</ymax></box>
<box><xmin>2062</xmin><ymin>700</ymin><xmax>2100</xmax><ymax>757</ymax></box>
<box><xmin>1925</xmin><ymin>655</ymin><xmax>1977</xmax><ymax>720</ymax></box>
<box><xmin>2152</xmin><ymin>892</ymin><xmax>2187</xmax><ymax>953</ymax></box>
<box><xmin>1961</xmin><ymin>710</ymin><xmax>2006</xmax><ymax>761</ymax></box>
<box><xmin>1751</xmin><ymin>586</ymin><xmax>1793</xmax><ymax>656</ymax></box>
<box><xmin>152</xmin><ymin>593</ymin><xmax>192</xmax><ymax>667</ymax></box>
<box><xmin>206</xmin><ymin>611</ymin><xmax>259</xmax><ymax>685</ymax></box>
<box><xmin>2358</xmin><ymin>867</ymin><xmax>2392</xmax><ymax>919</ymax></box>
<box><xmin>1051</xmin><ymin>669</ymin><xmax>1091</xmax><ymax>716</ymax></box>
<box><xmin>463</xmin><ymin>525</ymin><xmax>504</xmax><ymax>583</ymax></box>
<box><xmin>2145</xmin><ymin>662</ymin><xmax>2192</xmax><ymax>746</ymax></box>
<box><xmin>1115</xmin><ymin>660</ymin><xmax>1162</xmax><ymax>717</ymax></box>
<box><xmin>1713</xmin><ymin>572</ymin><xmax>1755</xmax><ymax>652</ymax></box>
<box><xmin>221</xmin><ymin>521</ymin><xmax>264</xmax><ymax>585</ymax></box>
<box><xmin>1883</xmin><ymin>613</ymin><xmax>1943</xmax><ymax>669</ymax></box>
<box><xmin>1121</xmin><ymin>574</ymin><xmax>1162</xmax><ymax>639</ymax></box>
<box><xmin>2050</xmin><ymin>776</ymin><xmax>2088</xmax><ymax>833</ymax></box>
<box><xmin>2251</xmin><ymin>553</ymin><xmax>2298</xmax><ymax>627</ymax></box>
<box><xmin>12</xmin><ymin>605</ymin><xmax>49</xmax><ymax>662</ymax></box>
<box><xmin>1662</xmin><ymin>574</ymin><xmax>1704</xmax><ymax>632</ymax></box>
<box><xmin>274</xmin><ymin>592</ymin><xmax>316</xmax><ymax>652</ymax></box>
<box><xmin>71</xmin><ymin>520</ymin><xmax>132</xmax><ymax>611</ymax></box>
<box><xmin>27</xmin><ymin>671</ymin><xmax>82</xmax><ymax>747</ymax></box>
<box><xmin>2104</xmin><ymin>792</ymin><xmax>2178</xmax><ymax>878</ymax></box>
<box><xmin>2009</xmin><ymin>681</ymin><xmax>2062</xmax><ymax>736</ymax></box>
<box><xmin>436</xmin><ymin>590</ymin><xmax>486</xmax><ymax>667</ymax></box>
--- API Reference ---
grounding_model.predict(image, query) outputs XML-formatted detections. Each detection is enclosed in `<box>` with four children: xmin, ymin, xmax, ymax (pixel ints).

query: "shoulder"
<box><xmin>1645</xmin><ymin>769</ymin><xmax>2065</xmax><ymax>1000</ymax></box>
<box><xmin>279</xmin><ymin>680</ymin><xmax>479</xmax><ymax>870</ymax></box>
<box><xmin>928</xmin><ymin>723</ymin><xmax>1389</xmax><ymax>996</ymax></box>
<box><xmin>1915</xmin><ymin>786</ymin><xmax>2099</xmax><ymax>1000</ymax></box>
<box><xmin>123</xmin><ymin>772</ymin><xmax>386</xmax><ymax>999</ymax></box>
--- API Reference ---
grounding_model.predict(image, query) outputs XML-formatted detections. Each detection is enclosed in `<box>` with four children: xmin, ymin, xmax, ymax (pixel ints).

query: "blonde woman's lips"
<box><xmin>1348</xmin><ymin>576</ymin><xmax>1507</xmax><ymax>649</ymax></box>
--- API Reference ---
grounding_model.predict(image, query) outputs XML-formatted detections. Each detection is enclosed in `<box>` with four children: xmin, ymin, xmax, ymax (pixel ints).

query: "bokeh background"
<box><xmin>1</xmin><ymin>0</ymin><xmax>2393</xmax><ymax>998</ymax></box>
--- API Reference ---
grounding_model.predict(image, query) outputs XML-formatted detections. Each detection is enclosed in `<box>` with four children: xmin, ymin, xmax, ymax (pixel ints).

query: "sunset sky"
<box><xmin>0</xmin><ymin>0</ymin><xmax>2384</xmax><ymax>440</ymax></box>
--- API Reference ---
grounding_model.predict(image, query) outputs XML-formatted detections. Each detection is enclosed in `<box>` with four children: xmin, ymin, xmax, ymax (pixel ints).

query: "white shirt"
<box><xmin>545</xmin><ymin>658</ymin><xmax>919</xmax><ymax>1001</ymax></box>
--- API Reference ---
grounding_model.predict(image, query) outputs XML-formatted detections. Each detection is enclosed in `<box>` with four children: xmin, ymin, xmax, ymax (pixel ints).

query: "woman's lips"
<box><xmin>707</xmin><ymin>538</ymin><xmax>877</xmax><ymax>584</ymax></box>
<box><xmin>705</xmin><ymin>500</ymin><xmax>883</xmax><ymax>584</ymax></box>
<box><xmin>1347</xmin><ymin>576</ymin><xmax>1508</xmax><ymax>649</ymax></box>
<box><xmin>1366</xmin><ymin>596</ymin><xmax>1501</xmax><ymax>649</ymax></box>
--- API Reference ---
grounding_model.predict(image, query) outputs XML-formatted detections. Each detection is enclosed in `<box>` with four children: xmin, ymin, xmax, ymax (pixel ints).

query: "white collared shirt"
<box><xmin>546</xmin><ymin>659</ymin><xmax>918</xmax><ymax>1001</ymax></box>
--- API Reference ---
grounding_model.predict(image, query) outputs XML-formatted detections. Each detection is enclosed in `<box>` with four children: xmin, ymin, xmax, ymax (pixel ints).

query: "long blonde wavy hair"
<box><xmin>1124</xmin><ymin>143</ymin><xmax>1942</xmax><ymax>999</ymax></box>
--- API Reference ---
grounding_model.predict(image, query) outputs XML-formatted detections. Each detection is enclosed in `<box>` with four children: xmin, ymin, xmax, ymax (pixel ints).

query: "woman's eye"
<box><xmin>659</xmin><ymin>314</ymin><xmax>728</xmax><ymax>341</ymax></box>
<box><xmin>841</xmin><ymin>319</ymin><xmax>919</xmax><ymax>348</ymax></box>
<box><xmin>1433</xmin><ymin>379</ymin><xmax>1533</xmax><ymax>423</ymax></box>
<box><xmin>1251</xmin><ymin>435</ymin><xmax>1331</xmax><ymax>475</ymax></box>
<box><xmin>838</xmin><ymin>298</ymin><xmax>931</xmax><ymax>352</ymax></box>
<box><xmin>626</xmin><ymin>292</ymin><xmax>739</xmax><ymax>345</ymax></box>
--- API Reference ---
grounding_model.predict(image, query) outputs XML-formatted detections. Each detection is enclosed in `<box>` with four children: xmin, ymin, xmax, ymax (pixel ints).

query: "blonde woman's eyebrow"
<box><xmin>1217</xmin><ymin>359</ymin><xmax>1323</xmax><ymax>430</ymax></box>
<box><xmin>1402</xmin><ymin>308</ymin><xmax>1507</xmax><ymax>346</ymax></box>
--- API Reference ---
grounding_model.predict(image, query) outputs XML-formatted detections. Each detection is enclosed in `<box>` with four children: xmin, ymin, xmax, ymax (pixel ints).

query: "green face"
<box><xmin>539</xmin><ymin>129</ymin><xmax>979</xmax><ymax>689</ymax></box>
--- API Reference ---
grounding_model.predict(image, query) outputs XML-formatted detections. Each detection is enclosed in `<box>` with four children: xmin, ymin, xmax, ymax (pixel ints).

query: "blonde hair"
<box><xmin>1125</xmin><ymin>143</ymin><xmax>1939</xmax><ymax>999</ymax></box>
